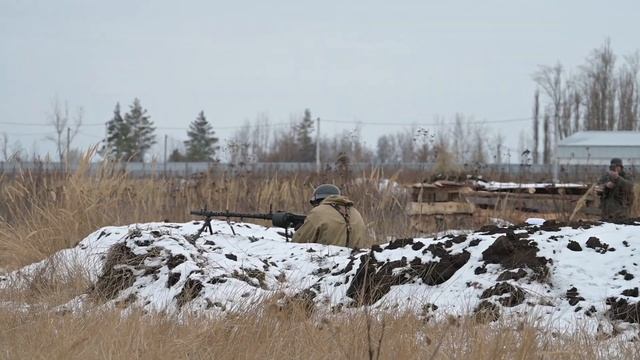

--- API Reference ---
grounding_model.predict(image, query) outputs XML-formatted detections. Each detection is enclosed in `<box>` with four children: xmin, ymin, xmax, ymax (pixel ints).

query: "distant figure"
<box><xmin>293</xmin><ymin>184</ymin><xmax>369</xmax><ymax>248</ymax></box>
<box><xmin>598</xmin><ymin>158</ymin><xmax>634</xmax><ymax>220</ymax></box>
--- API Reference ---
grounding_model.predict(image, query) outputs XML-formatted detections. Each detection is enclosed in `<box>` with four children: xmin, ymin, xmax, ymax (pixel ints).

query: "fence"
<box><xmin>0</xmin><ymin>160</ymin><xmax>629</xmax><ymax>183</ymax></box>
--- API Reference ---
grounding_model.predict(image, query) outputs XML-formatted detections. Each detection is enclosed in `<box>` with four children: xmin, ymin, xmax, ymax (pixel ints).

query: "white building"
<box><xmin>557</xmin><ymin>131</ymin><xmax>640</xmax><ymax>165</ymax></box>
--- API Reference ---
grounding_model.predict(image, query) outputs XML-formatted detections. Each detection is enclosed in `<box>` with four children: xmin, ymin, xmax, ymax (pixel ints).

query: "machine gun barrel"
<box><xmin>190</xmin><ymin>210</ymin><xmax>274</xmax><ymax>221</ymax></box>
<box><xmin>190</xmin><ymin>209</ymin><xmax>306</xmax><ymax>242</ymax></box>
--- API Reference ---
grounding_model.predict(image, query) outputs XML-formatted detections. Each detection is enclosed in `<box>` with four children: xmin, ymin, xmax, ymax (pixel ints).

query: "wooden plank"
<box><xmin>406</xmin><ymin>201</ymin><xmax>475</xmax><ymax>216</ymax></box>
<box><xmin>464</xmin><ymin>191</ymin><xmax>600</xmax><ymax>213</ymax></box>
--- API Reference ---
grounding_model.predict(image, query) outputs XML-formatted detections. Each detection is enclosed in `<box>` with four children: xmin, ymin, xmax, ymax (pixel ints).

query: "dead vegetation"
<box><xmin>1</xmin><ymin>157</ymin><xmax>640</xmax><ymax>359</ymax></box>
<box><xmin>0</xmin><ymin>300</ymin><xmax>638</xmax><ymax>360</ymax></box>
<box><xmin>0</xmin><ymin>157</ymin><xmax>419</xmax><ymax>270</ymax></box>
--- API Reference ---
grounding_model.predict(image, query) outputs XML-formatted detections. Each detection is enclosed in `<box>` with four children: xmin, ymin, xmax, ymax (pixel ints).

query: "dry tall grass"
<box><xmin>0</xmin><ymin>157</ymin><xmax>414</xmax><ymax>270</ymax></box>
<box><xmin>2</xmin><ymin>158</ymin><xmax>640</xmax><ymax>359</ymax></box>
<box><xmin>0</xmin><ymin>304</ymin><xmax>637</xmax><ymax>360</ymax></box>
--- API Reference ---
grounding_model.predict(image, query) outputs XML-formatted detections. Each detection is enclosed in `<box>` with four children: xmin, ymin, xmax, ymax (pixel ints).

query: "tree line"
<box><xmin>2</xmin><ymin>40</ymin><xmax>635</xmax><ymax>166</ymax></box>
<box><xmin>101</xmin><ymin>99</ymin><xmax>219</xmax><ymax>162</ymax></box>
<box><xmin>532</xmin><ymin>39</ymin><xmax>640</xmax><ymax>164</ymax></box>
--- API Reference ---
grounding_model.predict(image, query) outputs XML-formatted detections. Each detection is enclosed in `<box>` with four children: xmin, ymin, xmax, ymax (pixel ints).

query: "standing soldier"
<box><xmin>599</xmin><ymin>158</ymin><xmax>635</xmax><ymax>220</ymax></box>
<box><xmin>293</xmin><ymin>184</ymin><xmax>369</xmax><ymax>248</ymax></box>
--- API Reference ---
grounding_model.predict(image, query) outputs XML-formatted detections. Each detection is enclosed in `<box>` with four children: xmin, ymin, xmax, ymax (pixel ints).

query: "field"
<box><xmin>1</xmin><ymin>158</ymin><xmax>639</xmax><ymax>359</ymax></box>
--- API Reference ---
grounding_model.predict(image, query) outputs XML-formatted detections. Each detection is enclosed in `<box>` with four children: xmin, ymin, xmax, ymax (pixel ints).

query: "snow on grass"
<box><xmin>2</xmin><ymin>218</ymin><xmax>639</xmax><ymax>338</ymax></box>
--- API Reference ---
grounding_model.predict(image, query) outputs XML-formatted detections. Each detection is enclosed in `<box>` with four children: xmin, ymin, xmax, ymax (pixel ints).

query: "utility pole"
<box><xmin>315</xmin><ymin>117</ymin><xmax>321</xmax><ymax>173</ymax></box>
<box><xmin>552</xmin><ymin>114</ymin><xmax>560</xmax><ymax>183</ymax></box>
<box><xmin>163</xmin><ymin>134</ymin><xmax>168</xmax><ymax>177</ymax></box>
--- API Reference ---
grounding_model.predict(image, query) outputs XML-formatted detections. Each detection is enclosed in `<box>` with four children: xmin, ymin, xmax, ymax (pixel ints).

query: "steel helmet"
<box><xmin>310</xmin><ymin>184</ymin><xmax>340</xmax><ymax>205</ymax></box>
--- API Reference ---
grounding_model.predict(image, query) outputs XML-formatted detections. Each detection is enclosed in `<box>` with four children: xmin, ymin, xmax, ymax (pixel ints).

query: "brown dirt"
<box><xmin>479</xmin><ymin>282</ymin><xmax>525</xmax><ymax>307</ymax></box>
<box><xmin>474</xmin><ymin>301</ymin><xmax>501</xmax><ymax>323</ymax></box>
<box><xmin>481</xmin><ymin>233</ymin><xmax>550</xmax><ymax>281</ymax></box>
<box><xmin>175</xmin><ymin>278</ymin><xmax>204</xmax><ymax>308</ymax></box>
<box><xmin>90</xmin><ymin>243</ymin><xmax>146</xmax><ymax>301</ymax></box>
<box><xmin>346</xmin><ymin>244</ymin><xmax>471</xmax><ymax>305</ymax></box>
<box><xmin>606</xmin><ymin>297</ymin><xmax>640</xmax><ymax>323</ymax></box>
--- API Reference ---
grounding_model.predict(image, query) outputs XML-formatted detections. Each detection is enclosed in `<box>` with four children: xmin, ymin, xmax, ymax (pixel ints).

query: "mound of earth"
<box><xmin>2</xmin><ymin>219</ymin><xmax>640</xmax><ymax>336</ymax></box>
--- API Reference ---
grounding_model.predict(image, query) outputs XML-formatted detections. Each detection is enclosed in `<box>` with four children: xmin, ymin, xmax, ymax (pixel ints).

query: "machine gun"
<box><xmin>190</xmin><ymin>209</ymin><xmax>306</xmax><ymax>242</ymax></box>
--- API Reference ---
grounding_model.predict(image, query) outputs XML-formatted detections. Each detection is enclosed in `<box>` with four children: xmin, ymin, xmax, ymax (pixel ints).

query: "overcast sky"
<box><xmin>1</xmin><ymin>0</ymin><xmax>639</xmax><ymax>159</ymax></box>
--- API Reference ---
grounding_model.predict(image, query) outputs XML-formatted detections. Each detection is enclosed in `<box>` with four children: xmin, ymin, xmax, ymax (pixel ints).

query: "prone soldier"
<box><xmin>292</xmin><ymin>184</ymin><xmax>370</xmax><ymax>248</ymax></box>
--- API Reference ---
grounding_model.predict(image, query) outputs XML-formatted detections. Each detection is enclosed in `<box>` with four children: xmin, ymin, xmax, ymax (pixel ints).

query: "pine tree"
<box><xmin>124</xmin><ymin>98</ymin><xmax>156</xmax><ymax>162</ymax></box>
<box><xmin>295</xmin><ymin>109</ymin><xmax>315</xmax><ymax>162</ymax></box>
<box><xmin>102</xmin><ymin>103</ymin><xmax>132</xmax><ymax>159</ymax></box>
<box><xmin>183</xmin><ymin>111</ymin><xmax>219</xmax><ymax>161</ymax></box>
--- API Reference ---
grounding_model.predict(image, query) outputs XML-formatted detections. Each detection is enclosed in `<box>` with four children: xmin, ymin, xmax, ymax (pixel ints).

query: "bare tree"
<box><xmin>413</xmin><ymin>128</ymin><xmax>432</xmax><ymax>163</ymax></box>
<box><xmin>227</xmin><ymin>121</ymin><xmax>253</xmax><ymax>165</ymax></box>
<box><xmin>560</xmin><ymin>86</ymin><xmax>574</xmax><ymax>138</ymax></box>
<box><xmin>376</xmin><ymin>135</ymin><xmax>394</xmax><ymax>163</ymax></box>
<box><xmin>542</xmin><ymin>108</ymin><xmax>551</xmax><ymax>164</ymax></box>
<box><xmin>572</xmin><ymin>88</ymin><xmax>582</xmax><ymax>133</ymax></box>
<box><xmin>580</xmin><ymin>39</ymin><xmax>617</xmax><ymax>130</ymax></box>
<box><xmin>394</xmin><ymin>129</ymin><xmax>416</xmax><ymax>163</ymax></box>
<box><xmin>617</xmin><ymin>53</ymin><xmax>639</xmax><ymax>130</ymax></box>
<box><xmin>534</xmin><ymin>62</ymin><xmax>564</xmax><ymax>142</ymax></box>
<box><xmin>46</xmin><ymin>98</ymin><xmax>83</xmax><ymax>163</ymax></box>
<box><xmin>250</xmin><ymin>113</ymin><xmax>271</xmax><ymax>161</ymax></box>
<box><xmin>532</xmin><ymin>89</ymin><xmax>540</xmax><ymax>164</ymax></box>
<box><xmin>470</xmin><ymin>126</ymin><xmax>487</xmax><ymax>165</ymax></box>
<box><xmin>493</xmin><ymin>132</ymin><xmax>505</xmax><ymax>164</ymax></box>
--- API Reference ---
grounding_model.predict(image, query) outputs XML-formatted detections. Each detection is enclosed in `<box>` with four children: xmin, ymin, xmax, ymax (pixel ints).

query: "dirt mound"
<box><xmin>11</xmin><ymin>218</ymin><xmax>639</xmax><ymax>338</ymax></box>
<box><xmin>481</xmin><ymin>233</ymin><xmax>550</xmax><ymax>281</ymax></box>
<box><xmin>346</xmin><ymin>247</ymin><xmax>471</xmax><ymax>305</ymax></box>
<box><xmin>90</xmin><ymin>243</ymin><xmax>145</xmax><ymax>300</ymax></box>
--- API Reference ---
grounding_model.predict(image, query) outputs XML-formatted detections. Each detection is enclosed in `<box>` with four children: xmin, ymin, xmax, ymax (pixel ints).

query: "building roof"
<box><xmin>559</xmin><ymin>131</ymin><xmax>640</xmax><ymax>147</ymax></box>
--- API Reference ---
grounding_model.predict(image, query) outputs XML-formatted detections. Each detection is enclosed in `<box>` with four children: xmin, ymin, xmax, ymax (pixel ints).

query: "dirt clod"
<box><xmin>167</xmin><ymin>272</ymin><xmax>181</xmax><ymax>287</ymax></box>
<box><xmin>481</xmin><ymin>233</ymin><xmax>550</xmax><ymax>281</ymax></box>
<box><xmin>480</xmin><ymin>282</ymin><xmax>525</xmax><ymax>307</ymax></box>
<box><xmin>175</xmin><ymin>278</ymin><xmax>204</xmax><ymax>308</ymax></box>
<box><xmin>606</xmin><ymin>298</ymin><xmax>640</xmax><ymax>323</ymax></box>
<box><xmin>618</xmin><ymin>270</ymin><xmax>635</xmax><ymax>281</ymax></box>
<box><xmin>385</xmin><ymin>238</ymin><xmax>414</xmax><ymax>250</ymax></box>
<box><xmin>566</xmin><ymin>287</ymin><xmax>585</xmax><ymax>306</ymax></box>
<box><xmin>90</xmin><ymin>243</ymin><xmax>146</xmax><ymax>301</ymax></box>
<box><xmin>567</xmin><ymin>241</ymin><xmax>582</xmax><ymax>251</ymax></box>
<box><xmin>474</xmin><ymin>301</ymin><xmax>501</xmax><ymax>323</ymax></box>
<box><xmin>346</xmin><ymin>248</ymin><xmax>470</xmax><ymax>305</ymax></box>
<box><xmin>497</xmin><ymin>269</ymin><xmax>527</xmax><ymax>281</ymax></box>
<box><xmin>474</xmin><ymin>266</ymin><xmax>487</xmax><ymax>275</ymax></box>
<box><xmin>585</xmin><ymin>237</ymin><xmax>609</xmax><ymax>253</ymax></box>
<box><xmin>166</xmin><ymin>254</ymin><xmax>187</xmax><ymax>269</ymax></box>
<box><xmin>622</xmin><ymin>288</ymin><xmax>639</xmax><ymax>297</ymax></box>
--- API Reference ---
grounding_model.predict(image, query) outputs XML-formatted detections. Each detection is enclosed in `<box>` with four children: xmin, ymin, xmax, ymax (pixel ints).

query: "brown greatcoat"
<box><xmin>598</xmin><ymin>171</ymin><xmax>635</xmax><ymax>219</ymax></box>
<box><xmin>292</xmin><ymin>195</ymin><xmax>369</xmax><ymax>248</ymax></box>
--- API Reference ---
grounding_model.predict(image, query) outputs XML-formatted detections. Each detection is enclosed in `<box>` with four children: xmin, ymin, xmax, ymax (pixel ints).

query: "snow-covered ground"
<box><xmin>474</xmin><ymin>180</ymin><xmax>588</xmax><ymax>191</ymax></box>
<box><xmin>1</xmin><ymin>218</ymin><xmax>639</xmax><ymax>337</ymax></box>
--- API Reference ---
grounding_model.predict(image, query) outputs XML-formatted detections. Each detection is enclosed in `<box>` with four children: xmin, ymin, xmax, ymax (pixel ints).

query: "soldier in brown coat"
<box><xmin>293</xmin><ymin>184</ymin><xmax>369</xmax><ymax>248</ymax></box>
<box><xmin>598</xmin><ymin>158</ymin><xmax>635</xmax><ymax>220</ymax></box>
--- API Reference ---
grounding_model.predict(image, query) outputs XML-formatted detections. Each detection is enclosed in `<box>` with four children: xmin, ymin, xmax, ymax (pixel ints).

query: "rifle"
<box><xmin>190</xmin><ymin>209</ymin><xmax>306</xmax><ymax>242</ymax></box>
